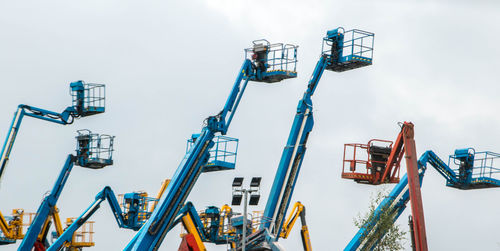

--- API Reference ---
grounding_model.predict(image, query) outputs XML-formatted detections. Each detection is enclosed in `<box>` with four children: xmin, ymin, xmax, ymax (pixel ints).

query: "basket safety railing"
<box><xmin>245</xmin><ymin>41</ymin><xmax>298</xmax><ymax>73</ymax></box>
<box><xmin>187</xmin><ymin>135</ymin><xmax>239</xmax><ymax>168</ymax></box>
<box><xmin>76</xmin><ymin>129</ymin><xmax>115</xmax><ymax>162</ymax></box>
<box><xmin>65</xmin><ymin>218</ymin><xmax>95</xmax><ymax>247</ymax></box>
<box><xmin>118</xmin><ymin>192</ymin><xmax>159</xmax><ymax>225</ymax></box>
<box><xmin>342</xmin><ymin>139</ymin><xmax>393</xmax><ymax>176</ymax></box>
<box><xmin>449</xmin><ymin>150</ymin><xmax>500</xmax><ymax>180</ymax></box>
<box><xmin>210</xmin><ymin>136</ymin><xmax>238</xmax><ymax>166</ymax></box>
<box><xmin>322</xmin><ymin>28</ymin><xmax>374</xmax><ymax>60</ymax></box>
<box><xmin>70</xmin><ymin>83</ymin><xmax>106</xmax><ymax>113</ymax></box>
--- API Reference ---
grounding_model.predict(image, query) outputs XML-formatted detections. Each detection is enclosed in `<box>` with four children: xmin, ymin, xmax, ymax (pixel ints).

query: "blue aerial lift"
<box><xmin>125</xmin><ymin>40</ymin><xmax>298</xmax><ymax>251</ymax></box>
<box><xmin>171</xmin><ymin>27</ymin><xmax>374</xmax><ymax>251</ymax></box>
<box><xmin>17</xmin><ymin>130</ymin><xmax>114</xmax><ymax>250</ymax></box>
<box><xmin>47</xmin><ymin>183</ymin><xmax>169</xmax><ymax>251</ymax></box>
<box><xmin>247</xmin><ymin>27</ymin><xmax>374</xmax><ymax>250</ymax></box>
<box><xmin>174</xmin><ymin>202</ymin><xmax>243</xmax><ymax>250</ymax></box>
<box><xmin>46</xmin><ymin>179</ymin><xmax>169</xmax><ymax>250</ymax></box>
<box><xmin>345</xmin><ymin>148</ymin><xmax>500</xmax><ymax>251</ymax></box>
<box><xmin>174</xmin><ymin>202</ymin><xmax>211</xmax><ymax>251</ymax></box>
<box><xmin>0</xmin><ymin>81</ymin><xmax>107</xmax><ymax>247</ymax></box>
<box><xmin>0</xmin><ymin>81</ymin><xmax>106</xmax><ymax>185</ymax></box>
<box><xmin>142</xmin><ymin>201</ymin><xmax>233</xmax><ymax>251</ymax></box>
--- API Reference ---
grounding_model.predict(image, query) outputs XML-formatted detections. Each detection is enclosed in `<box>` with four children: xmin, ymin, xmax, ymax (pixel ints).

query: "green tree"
<box><xmin>354</xmin><ymin>188</ymin><xmax>407</xmax><ymax>251</ymax></box>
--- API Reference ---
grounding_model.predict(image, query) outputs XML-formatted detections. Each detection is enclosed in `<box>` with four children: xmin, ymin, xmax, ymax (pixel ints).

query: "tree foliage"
<box><xmin>354</xmin><ymin>188</ymin><xmax>407</xmax><ymax>251</ymax></box>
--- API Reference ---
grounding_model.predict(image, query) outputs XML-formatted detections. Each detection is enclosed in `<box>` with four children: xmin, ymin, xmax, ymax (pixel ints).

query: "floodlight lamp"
<box><xmin>232</xmin><ymin>177</ymin><xmax>244</xmax><ymax>187</ymax></box>
<box><xmin>249</xmin><ymin>194</ymin><xmax>260</xmax><ymax>206</ymax></box>
<box><xmin>250</xmin><ymin>177</ymin><xmax>261</xmax><ymax>187</ymax></box>
<box><xmin>232</xmin><ymin>194</ymin><xmax>243</xmax><ymax>206</ymax></box>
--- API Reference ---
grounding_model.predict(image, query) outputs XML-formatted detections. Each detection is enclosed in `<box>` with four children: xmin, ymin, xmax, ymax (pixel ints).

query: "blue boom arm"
<box><xmin>261</xmin><ymin>27</ymin><xmax>374</xmax><ymax>242</ymax></box>
<box><xmin>261</xmin><ymin>56</ymin><xmax>327</xmax><ymax>238</ymax></box>
<box><xmin>421</xmin><ymin>150</ymin><xmax>458</xmax><ymax>185</ymax></box>
<box><xmin>18</xmin><ymin>155</ymin><xmax>76</xmax><ymax>251</ymax></box>
<box><xmin>0</xmin><ymin>81</ymin><xmax>100</xmax><ymax>184</ymax></box>
<box><xmin>0</xmin><ymin>105</ymin><xmax>75</xmax><ymax>184</ymax></box>
<box><xmin>170</xmin><ymin>202</ymin><xmax>208</xmax><ymax>240</ymax></box>
<box><xmin>125</xmin><ymin>60</ymin><xmax>255</xmax><ymax>251</ymax></box>
<box><xmin>47</xmin><ymin>186</ymin><xmax>139</xmax><ymax>251</ymax></box>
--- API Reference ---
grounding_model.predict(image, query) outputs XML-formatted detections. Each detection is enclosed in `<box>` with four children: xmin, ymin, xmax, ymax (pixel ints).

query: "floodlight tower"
<box><xmin>231</xmin><ymin>177</ymin><xmax>262</xmax><ymax>251</ymax></box>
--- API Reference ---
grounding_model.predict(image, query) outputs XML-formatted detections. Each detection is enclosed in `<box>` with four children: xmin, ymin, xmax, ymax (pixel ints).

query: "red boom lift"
<box><xmin>342</xmin><ymin>122</ymin><xmax>428</xmax><ymax>251</ymax></box>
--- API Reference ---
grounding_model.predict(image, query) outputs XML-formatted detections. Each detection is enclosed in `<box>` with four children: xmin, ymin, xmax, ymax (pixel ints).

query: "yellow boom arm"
<box><xmin>279</xmin><ymin>201</ymin><xmax>312</xmax><ymax>251</ymax></box>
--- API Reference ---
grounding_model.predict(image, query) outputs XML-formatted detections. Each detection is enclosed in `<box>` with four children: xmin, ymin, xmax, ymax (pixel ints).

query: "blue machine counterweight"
<box><xmin>125</xmin><ymin>41</ymin><xmax>298</xmax><ymax>251</ymax></box>
<box><xmin>17</xmin><ymin>130</ymin><xmax>114</xmax><ymax>250</ymax></box>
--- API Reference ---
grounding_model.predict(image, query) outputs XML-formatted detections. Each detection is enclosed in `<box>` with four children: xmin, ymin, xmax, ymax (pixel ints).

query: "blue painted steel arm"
<box><xmin>20</xmin><ymin>105</ymin><xmax>75</xmax><ymax>125</ymax></box>
<box><xmin>261</xmin><ymin>56</ymin><xmax>327</xmax><ymax>238</ymax></box>
<box><xmin>18</xmin><ymin>154</ymin><xmax>76</xmax><ymax>251</ymax></box>
<box><xmin>98</xmin><ymin>186</ymin><xmax>130</xmax><ymax>229</ymax></box>
<box><xmin>207</xmin><ymin>60</ymin><xmax>253</xmax><ymax>134</ymax></box>
<box><xmin>47</xmin><ymin>186</ymin><xmax>129</xmax><ymax>251</ymax></box>
<box><xmin>125</xmin><ymin>60</ymin><xmax>254</xmax><ymax>251</ymax></box>
<box><xmin>420</xmin><ymin>150</ymin><xmax>459</xmax><ymax>185</ymax></box>
<box><xmin>169</xmin><ymin>202</ymin><xmax>208</xmax><ymax>240</ymax></box>
<box><xmin>220</xmin><ymin>61</ymin><xmax>254</xmax><ymax>134</ymax></box>
<box><xmin>0</xmin><ymin>105</ymin><xmax>77</xmax><ymax>184</ymax></box>
<box><xmin>345</xmin><ymin>153</ymin><xmax>429</xmax><ymax>251</ymax></box>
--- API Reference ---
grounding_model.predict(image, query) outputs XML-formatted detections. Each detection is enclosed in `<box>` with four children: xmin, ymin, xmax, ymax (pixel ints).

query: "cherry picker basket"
<box><xmin>63</xmin><ymin>218</ymin><xmax>95</xmax><ymax>248</ymax></box>
<box><xmin>118</xmin><ymin>192</ymin><xmax>159</xmax><ymax>227</ymax></box>
<box><xmin>322</xmin><ymin>28</ymin><xmax>374</xmax><ymax>72</ymax></box>
<box><xmin>75</xmin><ymin>129</ymin><xmax>114</xmax><ymax>169</ymax></box>
<box><xmin>0</xmin><ymin>209</ymin><xmax>24</xmax><ymax>245</ymax></box>
<box><xmin>187</xmin><ymin>135</ymin><xmax>239</xmax><ymax>172</ymax></box>
<box><xmin>342</xmin><ymin>139</ymin><xmax>400</xmax><ymax>184</ymax></box>
<box><xmin>448</xmin><ymin>148</ymin><xmax>500</xmax><ymax>189</ymax></box>
<box><xmin>70</xmin><ymin>81</ymin><xmax>106</xmax><ymax>117</ymax></box>
<box><xmin>245</xmin><ymin>40</ymin><xmax>298</xmax><ymax>83</ymax></box>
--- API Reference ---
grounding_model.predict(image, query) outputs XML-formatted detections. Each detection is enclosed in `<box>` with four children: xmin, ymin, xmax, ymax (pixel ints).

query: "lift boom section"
<box><xmin>125</xmin><ymin>41</ymin><xmax>298</xmax><ymax>251</ymax></box>
<box><xmin>48</xmin><ymin>186</ymin><xmax>155</xmax><ymax>250</ymax></box>
<box><xmin>18</xmin><ymin>155</ymin><xmax>76</xmax><ymax>251</ymax></box>
<box><xmin>174</xmin><ymin>202</ymin><xmax>239</xmax><ymax>250</ymax></box>
<box><xmin>0</xmin><ymin>81</ymin><xmax>106</xmax><ymax>185</ymax></box>
<box><xmin>261</xmin><ymin>28</ymin><xmax>374</xmax><ymax>241</ymax></box>
<box><xmin>48</xmin><ymin>180</ymin><xmax>169</xmax><ymax>250</ymax></box>
<box><xmin>174</xmin><ymin>202</ymin><xmax>208</xmax><ymax>251</ymax></box>
<box><xmin>280</xmin><ymin>202</ymin><xmax>312</xmax><ymax>251</ymax></box>
<box><xmin>345</xmin><ymin>155</ymin><xmax>427</xmax><ymax>251</ymax></box>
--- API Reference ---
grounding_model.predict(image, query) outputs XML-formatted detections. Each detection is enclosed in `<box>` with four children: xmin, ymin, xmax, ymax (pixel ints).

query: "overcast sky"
<box><xmin>1</xmin><ymin>1</ymin><xmax>500</xmax><ymax>250</ymax></box>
